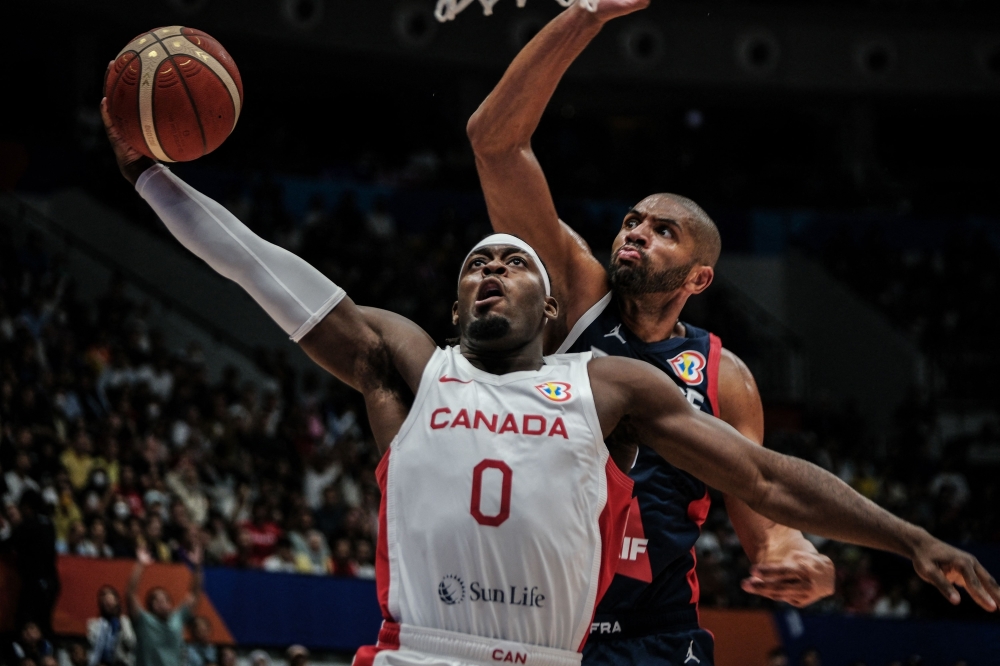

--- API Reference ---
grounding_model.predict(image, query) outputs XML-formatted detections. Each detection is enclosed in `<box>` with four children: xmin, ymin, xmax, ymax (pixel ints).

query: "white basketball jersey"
<box><xmin>371</xmin><ymin>346</ymin><xmax>633</xmax><ymax>659</ymax></box>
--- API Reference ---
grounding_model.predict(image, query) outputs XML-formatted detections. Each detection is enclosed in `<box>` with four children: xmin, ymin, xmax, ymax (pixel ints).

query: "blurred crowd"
<box><xmin>0</xmin><ymin>223</ymin><xmax>381</xmax><ymax>594</ymax></box>
<box><xmin>819</xmin><ymin>224</ymin><xmax>1000</xmax><ymax>401</ymax></box>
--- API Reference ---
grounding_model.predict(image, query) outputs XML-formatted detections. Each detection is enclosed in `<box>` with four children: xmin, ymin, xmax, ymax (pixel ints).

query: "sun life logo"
<box><xmin>438</xmin><ymin>575</ymin><xmax>465</xmax><ymax>605</ymax></box>
<box><xmin>535</xmin><ymin>382</ymin><xmax>572</xmax><ymax>402</ymax></box>
<box><xmin>667</xmin><ymin>351</ymin><xmax>707</xmax><ymax>386</ymax></box>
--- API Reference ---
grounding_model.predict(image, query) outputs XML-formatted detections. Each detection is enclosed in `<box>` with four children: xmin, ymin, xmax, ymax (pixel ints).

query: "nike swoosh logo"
<box><xmin>439</xmin><ymin>376</ymin><xmax>472</xmax><ymax>384</ymax></box>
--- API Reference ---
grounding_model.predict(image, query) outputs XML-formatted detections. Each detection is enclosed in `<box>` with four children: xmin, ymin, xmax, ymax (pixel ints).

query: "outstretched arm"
<box><xmin>716</xmin><ymin>350</ymin><xmax>834</xmax><ymax>608</ymax></box>
<box><xmin>101</xmin><ymin>99</ymin><xmax>436</xmax><ymax>449</ymax></box>
<box><xmin>125</xmin><ymin>547</ymin><xmax>151</xmax><ymax>618</ymax></box>
<box><xmin>467</xmin><ymin>1</ymin><xmax>648</xmax><ymax>331</ymax></box>
<box><xmin>590</xmin><ymin>356</ymin><xmax>1000</xmax><ymax>612</ymax></box>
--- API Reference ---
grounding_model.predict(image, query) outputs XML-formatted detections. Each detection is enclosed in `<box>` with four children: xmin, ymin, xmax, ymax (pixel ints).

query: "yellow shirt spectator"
<box><xmin>62</xmin><ymin>447</ymin><xmax>95</xmax><ymax>490</ymax></box>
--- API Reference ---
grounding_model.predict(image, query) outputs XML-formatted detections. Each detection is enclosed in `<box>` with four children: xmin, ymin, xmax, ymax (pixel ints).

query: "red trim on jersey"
<box><xmin>352</xmin><ymin>621</ymin><xmax>400</xmax><ymax>666</ymax></box>
<box><xmin>706</xmin><ymin>333</ymin><xmax>723</xmax><ymax>416</ymax></box>
<box><xmin>578</xmin><ymin>457</ymin><xmax>634</xmax><ymax>651</ymax></box>
<box><xmin>685</xmin><ymin>490</ymin><xmax>712</xmax><ymax>617</ymax></box>
<box><xmin>375</xmin><ymin>450</ymin><xmax>392</xmax><ymax>621</ymax></box>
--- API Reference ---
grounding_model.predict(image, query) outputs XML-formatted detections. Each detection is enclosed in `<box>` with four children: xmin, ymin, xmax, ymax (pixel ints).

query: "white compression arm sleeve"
<box><xmin>135</xmin><ymin>164</ymin><xmax>345</xmax><ymax>342</ymax></box>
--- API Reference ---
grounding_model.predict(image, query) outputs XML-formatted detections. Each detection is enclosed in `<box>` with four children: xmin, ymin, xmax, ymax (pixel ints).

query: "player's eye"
<box><xmin>508</xmin><ymin>257</ymin><xmax>525</xmax><ymax>266</ymax></box>
<box><xmin>657</xmin><ymin>226</ymin><xmax>672</xmax><ymax>237</ymax></box>
<box><xmin>470</xmin><ymin>258</ymin><xmax>486</xmax><ymax>268</ymax></box>
<box><xmin>624</xmin><ymin>218</ymin><xmax>637</xmax><ymax>228</ymax></box>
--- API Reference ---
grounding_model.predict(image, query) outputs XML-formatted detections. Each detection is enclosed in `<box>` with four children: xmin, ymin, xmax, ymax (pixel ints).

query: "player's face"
<box><xmin>453</xmin><ymin>244</ymin><xmax>557</xmax><ymax>351</ymax></box>
<box><xmin>609</xmin><ymin>195</ymin><xmax>699</xmax><ymax>296</ymax></box>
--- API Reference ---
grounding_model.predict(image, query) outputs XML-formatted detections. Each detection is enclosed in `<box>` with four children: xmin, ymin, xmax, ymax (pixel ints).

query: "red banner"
<box><xmin>702</xmin><ymin>609</ymin><xmax>781</xmax><ymax>666</ymax></box>
<box><xmin>53</xmin><ymin>557</ymin><xmax>234</xmax><ymax>644</ymax></box>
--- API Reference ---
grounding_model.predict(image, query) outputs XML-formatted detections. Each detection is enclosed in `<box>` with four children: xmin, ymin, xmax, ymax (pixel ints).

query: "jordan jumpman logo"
<box><xmin>604</xmin><ymin>324</ymin><xmax>626</xmax><ymax>344</ymax></box>
<box><xmin>684</xmin><ymin>640</ymin><xmax>700</xmax><ymax>664</ymax></box>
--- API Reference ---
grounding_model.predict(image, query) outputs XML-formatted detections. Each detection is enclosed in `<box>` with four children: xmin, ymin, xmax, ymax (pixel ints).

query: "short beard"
<box><xmin>467</xmin><ymin>315</ymin><xmax>512</xmax><ymax>342</ymax></box>
<box><xmin>609</xmin><ymin>257</ymin><xmax>693</xmax><ymax>297</ymax></box>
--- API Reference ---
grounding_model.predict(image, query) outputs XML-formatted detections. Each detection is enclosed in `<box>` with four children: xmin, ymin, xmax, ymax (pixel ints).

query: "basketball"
<box><xmin>104</xmin><ymin>26</ymin><xmax>243</xmax><ymax>163</ymax></box>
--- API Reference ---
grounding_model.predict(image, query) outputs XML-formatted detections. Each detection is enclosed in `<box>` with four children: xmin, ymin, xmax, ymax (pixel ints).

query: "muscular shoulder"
<box><xmin>716</xmin><ymin>348</ymin><xmax>764</xmax><ymax>443</ymax></box>
<box><xmin>587</xmin><ymin>355</ymin><xmax>688</xmax><ymax>424</ymax></box>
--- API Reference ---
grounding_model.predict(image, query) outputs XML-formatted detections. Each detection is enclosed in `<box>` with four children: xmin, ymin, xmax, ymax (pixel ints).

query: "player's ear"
<box><xmin>543</xmin><ymin>295</ymin><xmax>559</xmax><ymax>322</ymax></box>
<box><xmin>451</xmin><ymin>301</ymin><xmax>460</xmax><ymax>326</ymax></box>
<box><xmin>687</xmin><ymin>265</ymin><xmax>714</xmax><ymax>295</ymax></box>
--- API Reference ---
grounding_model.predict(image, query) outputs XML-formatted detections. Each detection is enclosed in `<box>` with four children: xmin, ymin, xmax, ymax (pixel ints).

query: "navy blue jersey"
<box><xmin>557</xmin><ymin>293</ymin><xmax>722</xmax><ymax>636</ymax></box>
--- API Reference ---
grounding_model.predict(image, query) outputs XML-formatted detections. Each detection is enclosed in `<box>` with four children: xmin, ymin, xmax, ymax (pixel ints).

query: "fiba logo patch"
<box><xmin>438</xmin><ymin>575</ymin><xmax>466</xmax><ymax>605</ymax></box>
<box><xmin>535</xmin><ymin>382</ymin><xmax>572</xmax><ymax>402</ymax></box>
<box><xmin>667</xmin><ymin>351</ymin><xmax>707</xmax><ymax>386</ymax></box>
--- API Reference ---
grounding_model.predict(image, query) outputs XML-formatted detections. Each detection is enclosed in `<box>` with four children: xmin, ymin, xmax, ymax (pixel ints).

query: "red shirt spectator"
<box><xmin>330</xmin><ymin>537</ymin><xmax>358</xmax><ymax>577</ymax></box>
<box><xmin>239</xmin><ymin>503</ymin><xmax>283</xmax><ymax>566</ymax></box>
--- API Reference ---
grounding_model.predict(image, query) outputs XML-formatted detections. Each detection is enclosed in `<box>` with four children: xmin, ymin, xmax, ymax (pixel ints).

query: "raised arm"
<box><xmin>466</xmin><ymin>1</ymin><xmax>648</xmax><ymax>330</ymax></box>
<box><xmin>101</xmin><ymin>99</ymin><xmax>436</xmax><ymax>451</ymax></box>
<box><xmin>590</xmin><ymin>356</ymin><xmax>1000</xmax><ymax>612</ymax></box>
<box><xmin>125</xmin><ymin>547</ymin><xmax>150</xmax><ymax>618</ymax></box>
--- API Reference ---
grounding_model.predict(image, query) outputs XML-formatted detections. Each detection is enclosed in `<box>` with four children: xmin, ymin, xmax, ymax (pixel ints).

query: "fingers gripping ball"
<box><xmin>104</xmin><ymin>27</ymin><xmax>243</xmax><ymax>163</ymax></box>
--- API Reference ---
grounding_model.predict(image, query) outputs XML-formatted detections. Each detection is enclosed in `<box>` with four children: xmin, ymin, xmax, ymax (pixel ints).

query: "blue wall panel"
<box><xmin>204</xmin><ymin>569</ymin><xmax>383</xmax><ymax>651</ymax></box>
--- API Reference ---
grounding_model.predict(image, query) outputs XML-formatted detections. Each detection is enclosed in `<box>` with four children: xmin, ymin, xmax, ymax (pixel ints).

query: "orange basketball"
<box><xmin>104</xmin><ymin>27</ymin><xmax>243</xmax><ymax>163</ymax></box>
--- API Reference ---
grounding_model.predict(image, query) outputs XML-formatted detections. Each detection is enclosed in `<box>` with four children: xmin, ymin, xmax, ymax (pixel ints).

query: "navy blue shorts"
<box><xmin>582</xmin><ymin>628</ymin><xmax>715</xmax><ymax>666</ymax></box>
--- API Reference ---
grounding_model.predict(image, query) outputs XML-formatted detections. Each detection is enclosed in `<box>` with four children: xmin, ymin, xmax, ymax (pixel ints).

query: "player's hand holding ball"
<box><xmin>102</xmin><ymin>26</ymin><xmax>242</xmax><ymax>183</ymax></box>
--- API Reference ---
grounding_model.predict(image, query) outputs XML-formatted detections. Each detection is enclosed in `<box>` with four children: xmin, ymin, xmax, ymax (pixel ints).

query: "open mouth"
<box><xmin>475</xmin><ymin>278</ymin><xmax>505</xmax><ymax>308</ymax></box>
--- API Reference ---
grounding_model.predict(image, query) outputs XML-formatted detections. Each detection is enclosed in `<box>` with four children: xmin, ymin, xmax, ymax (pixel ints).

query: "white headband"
<box><xmin>459</xmin><ymin>233</ymin><xmax>551</xmax><ymax>297</ymax></box>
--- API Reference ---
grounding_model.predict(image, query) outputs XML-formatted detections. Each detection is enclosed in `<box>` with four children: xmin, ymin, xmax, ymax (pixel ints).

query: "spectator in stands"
<box><xmin>302</xmin><ymin>453</ymin><xmax>340</xmax><ymax>511</ymax></box>
<box><xmin>4</xmin><ymin>451</ymin><xmax>40</xmax><ymax>506</ymax></box>
<box><xmin>293</xmin><ymin>529</ymin><xmax>332</xmax><ymax>575</ymax></box>
<box><xmin>126</xmin><ymin>545</ymin><xmax>203</xmax><ymax>666</ymax></box>
<box><xmin>58</xmin><ymin>520</ymin><xmax>87</xmax><ymax>555</ymax></box>
<box><xmin>201</xmin><ymin>514</ymin><xmax>234</xmax><ymax>564</ymax></box>
<box><xmin>263</xmin><ymin>536</ymin><xmax>301</xmax><ymax>573</ymax></box>
<box><xmin>11</xmin><ymin>622</ymin><xmax>54</xmax><ymax>665</ymax></box>
<box><xmin>0</xmin><ymin>491</ymin><xmax>60</xmax><ymax>637</ymax></box>
<box><xmin>844</xmin><ymin>554</ymin><xmax>881</xmax><ymax>615</ymax></box>
<box><xmin>285</xmin><ymin>645</ymin><xmax>309</xmax><ymax>666</ymax></box>
<box><xmin>354</xmin><ymin>539</ymin><xmax>375</xmax><ymax>580</ymax></box>
<box><xmin>217</xmin><ymin>647</ymin><xmax>237</xmax><ymax>666</ymax></box>
<box><xmin>330</xmin><ymin>537</ymin><xmax>357</xmax><ymax>577</ymax></box>
<box><xmin>247</xmin><ymin>650</ymin><xmax>271</xmax><ymax>666</ymax></box>
<box><xmin>165</xmin><ymin>456</ymin><xmax>208</xmax><ymax>527</ymax></box>
<box><xmin>61</xmin><ymin>430</ymin><xmax>95</xmax><ymax>491</ymax></box>
<box><xmin>79</xmin><ymin>517</ymin><xmax>114</xmax><ymax>558</ymax></box>
<box><xmin>87</xmin><ymin>586</ymin><xmax>136</xmax><ymax>666</ymax></box>
<box><xmin>184</xmin><ymin>616</ymin><xmax>217</xmax><ymax>666</ymax></box>
<box><xmin>240</xmin><ymin>501</ymin><xmax>282</xmax><ymax>566</ymax></box>
<box><xmin>313</xmin><ymin>485</ymin><xmax>345</xmax><ymax>543</ymax></box>
<box><xmin>142</xmin><ymin>515</ymin><xmax>172</xmax><ymax>563</ymax></box>
<box><xmin>69</xmin><ymin>642</ymin><xmax>92</xmax><ymax>666</ymax></box>
<box><xmin>873</xmin><ymin>583</ymin><xmax>912</xmax><ymax>619</ymax></box>
<box><xmin>163</xmin><ymin>501</ymin><xmax>192</xmax><ymax>552</ymax></box>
